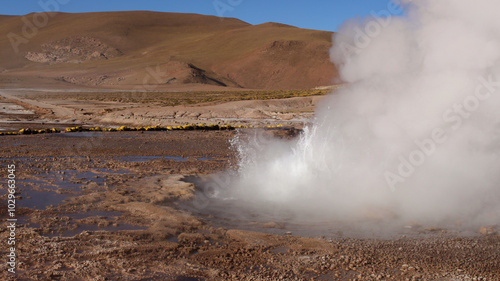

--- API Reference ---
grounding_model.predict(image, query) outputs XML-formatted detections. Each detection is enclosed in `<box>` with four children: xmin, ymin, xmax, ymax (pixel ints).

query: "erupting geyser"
<box><xmin>215</xmin><ymin>0</ymin><xmax>500</xmax><ymax>231</ymax></box>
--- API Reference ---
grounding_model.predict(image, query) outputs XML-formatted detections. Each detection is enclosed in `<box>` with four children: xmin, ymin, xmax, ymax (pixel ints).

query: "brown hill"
<box><xmin>0</xmin><ymin>11</ymin><xmax>338</xmax><ymax>90</ymax></box>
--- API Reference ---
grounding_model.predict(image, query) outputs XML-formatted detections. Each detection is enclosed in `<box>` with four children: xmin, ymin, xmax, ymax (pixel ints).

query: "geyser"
<box><xmin>211</xmin><ymin>0</ymin><xmax>500</xmax><ymax>231</ymax></box>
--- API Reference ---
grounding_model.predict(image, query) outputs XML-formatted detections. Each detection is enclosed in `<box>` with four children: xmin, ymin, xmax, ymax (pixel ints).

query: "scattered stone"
<box><xmin>480</xmin><ymin>226</ymin><xmax>498</xmax><ymax>235</ymax></box>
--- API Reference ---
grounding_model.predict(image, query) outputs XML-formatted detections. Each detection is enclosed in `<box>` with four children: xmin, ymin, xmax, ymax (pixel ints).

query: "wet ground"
<box><xmin>0</xmin><ymin>131</ymin><xmax>499</xmax><ymax>280</ymax></box>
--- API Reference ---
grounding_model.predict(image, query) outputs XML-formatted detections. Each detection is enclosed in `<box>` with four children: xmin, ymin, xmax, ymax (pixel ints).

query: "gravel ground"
<box><xmin>0</xmin><ymin>131</ymin><xmax>499</xmax><ymax>280</ymax></box>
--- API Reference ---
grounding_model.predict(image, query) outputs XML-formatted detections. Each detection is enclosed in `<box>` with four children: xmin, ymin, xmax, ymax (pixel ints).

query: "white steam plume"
<box><xmin>221</xmin><ymin>0</ymin><xmax>500</xmax><ymax>231</ymax></box>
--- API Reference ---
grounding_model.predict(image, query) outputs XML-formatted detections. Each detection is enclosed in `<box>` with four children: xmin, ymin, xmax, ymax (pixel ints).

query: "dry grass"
<box><xmin>27</xmin><ymin>89</ymin><xmax>330</xmax><ymax>106</ymax></box>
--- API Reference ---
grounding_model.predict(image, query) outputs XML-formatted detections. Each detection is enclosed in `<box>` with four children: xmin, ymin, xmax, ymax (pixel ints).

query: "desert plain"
<box><xmin>0</xmin><ymin>11</ymin><xmax>499</xmax><ymax>281</ymax></box>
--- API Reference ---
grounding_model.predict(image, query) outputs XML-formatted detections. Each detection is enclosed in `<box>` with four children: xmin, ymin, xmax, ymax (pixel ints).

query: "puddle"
<box><xmin>55</xmin><ymin>132</ymin><xmax>138</xmax><ymax>138</ymax></box>
<box><xmin>180</xmin><ymin>195</ymin><xmax>431</xmax><ymax>239</ymax></box>
<box><xmin>22</xmin><ymin>179</ymin><xmax>46</xmax><ymax>185</ymax></box>
<box><xmin>17</xmin><ymin>169</ymin><xmax>122</xmax><ymax>209</ymax></box>
<box><xmin>0</xmin><ymin>156</ymin><xmax>32</xmax><ymax>161</ymax></box>
<box><xmin>94</xmin><ymin>167</ymin><xmax>131</xmax><ymax>174</ymax></box>
<box><xmin>195</xmin><ymin>156</ymin><xmax>214</xmax><ymax>161</ymax></box>
<box><xmin>73</xmin><ymin>171</ymin><xmax>106</xmax><ymax>184</ymax></box>
<box><xmin>23</xmin><ymin>175</ymin><xmax>81</xmax><ymax>191</ymax></box>
<box><xmin>168</xmin><ymin>237</ymin><xmax>179</xmax><ymax>243</ymax></box>
<box><xmin>22</xmin><ymin>168</ymin><xmax>130</xmax><ymax>192</ymax></box>
<box><xmin>8</xmin><ymin>163</ymin><xmax>133</xmax><ymax>211</ymax></box>
<box><xmin>2</xmin><ymin>152</ymin><xmax>210</xmax><ymax>165</ymax></box>
<box><xmin>16</xmin><ymin>216</ymin><xmax>41</xmax><ymax>228</ymax></box>
<box><xmin>180</xmin><ymin>177</ymin><xmax>483</xmax><ymax>239</ymax></box>
<box><xmin>57</xmin><ymin>132</ymin><xmax>107</xmax><ymax>138</ymax></box>
<box><xmin>0</xmin><ymin>156</ymin><xmax>86</xmax><ymax>162</ymax></box>
<box><xmin>116</xmin><ymin>155</ymin><xmax>188</xmax><ymax>162</ymax></box>
<box><xmin>19</xmin><ymin>190</ymin><xmax>69</xmax><ymax>209</ymax></box>
<box><xmin>116</xmin><ymin>155</ymin><xmax>214</xmax><ymax>162</ymax></box>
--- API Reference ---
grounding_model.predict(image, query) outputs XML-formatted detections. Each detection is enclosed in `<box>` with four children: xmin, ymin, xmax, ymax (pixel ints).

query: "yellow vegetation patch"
<box><xmin>2</xmin><ymin>123</ymin><xmax>287</xmax><ymax>136</ymax></box>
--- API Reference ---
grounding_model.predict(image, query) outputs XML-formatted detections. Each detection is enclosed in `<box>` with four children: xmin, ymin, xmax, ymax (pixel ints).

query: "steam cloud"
<box><xmin>217</xmin><ymin>0</ymin><xmax>500</xmax><ymax>232</ymax></box>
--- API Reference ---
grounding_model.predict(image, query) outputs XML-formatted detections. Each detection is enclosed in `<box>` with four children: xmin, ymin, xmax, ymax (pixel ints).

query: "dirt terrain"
<box><xmin>0</xmin><ymin>88</ymin><xmax>327</xmax><ymax>130</ymax></box>
<box><xmin>0</xmin><ymin>11</ymin><xmax>338</xmax><ymax>90</ymax></box>
<box><xmin>0</xmin><ymin>84</ymin><xmax>498</xmax><ymax>280</ymax></box>
<box><xmin>0</xmin><ymin>130</ymin><xmax>499</xmax><ymax>281</ymax></box>
<box><xmin>0</xmin><ymin>89</ymin><xmax>498</xmax><ymax>280</ymax></box>
<box><xmin>1</xmin><ymin>9</ymin><xmax>498</xmax><ymax>281</ymax></box>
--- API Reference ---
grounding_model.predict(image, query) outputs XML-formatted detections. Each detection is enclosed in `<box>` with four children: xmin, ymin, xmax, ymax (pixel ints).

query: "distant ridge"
<box><xmin>0</xmin><ymin>11</ymin><xmax>338</xmax><ymax>90</ymax></box>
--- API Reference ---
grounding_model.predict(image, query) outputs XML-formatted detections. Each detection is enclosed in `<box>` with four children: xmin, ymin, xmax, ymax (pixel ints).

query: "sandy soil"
<box><xmin>0</xmin><ymin>89</ymin><xmax>320</xmax><ymax>131</ymax></box>
<box><xmin>0</xmin><ymin>130</ymin><xmax>499</xmax><ymax>281</ymax></box>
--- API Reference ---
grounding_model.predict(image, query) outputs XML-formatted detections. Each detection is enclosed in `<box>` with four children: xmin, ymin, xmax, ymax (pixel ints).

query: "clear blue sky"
<box><xmin>1</xmin><ymin>0</ymin><xmax>402</xmax><ymax>32</ymax></box>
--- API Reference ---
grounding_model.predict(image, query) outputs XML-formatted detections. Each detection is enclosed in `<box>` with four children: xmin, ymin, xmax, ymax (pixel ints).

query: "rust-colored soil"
<box><xmin>0</xmin><ymin>11</ymin><xmax>338</xmax><ymax>90</ymax></box>
<box><xmin>0</xmin><ymin>131</ymin><xmax>499</xmax><ymax>280</ymax></box>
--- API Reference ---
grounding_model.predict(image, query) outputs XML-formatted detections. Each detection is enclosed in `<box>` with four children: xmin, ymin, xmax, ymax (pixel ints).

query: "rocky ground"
<box><xmin>0</xmin><ymin>130</ymin><xmax>499</xmax><ymax>281</ymax></box>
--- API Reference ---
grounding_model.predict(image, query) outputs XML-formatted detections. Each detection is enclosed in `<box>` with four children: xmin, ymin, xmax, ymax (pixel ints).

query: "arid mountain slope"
<box><xmin>0</xmin><ymin>11</ymin><xmax>338</xmax><ymax>90</ymax></box>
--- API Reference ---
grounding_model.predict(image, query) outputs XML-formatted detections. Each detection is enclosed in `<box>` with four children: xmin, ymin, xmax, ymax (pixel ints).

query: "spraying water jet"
<box><xmin>187</xmin><ymin>0</ymin><xmax>500</xmax><ymax>237</ymax></box>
